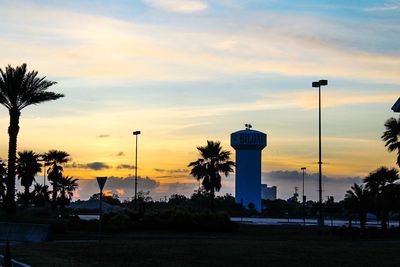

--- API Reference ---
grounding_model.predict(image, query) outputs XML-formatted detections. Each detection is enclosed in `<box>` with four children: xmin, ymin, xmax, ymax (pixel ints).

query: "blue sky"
<box><xmin>0</xmin><ymin>0</ymin><xmax>399</xmax><ymax>201</ymax></box>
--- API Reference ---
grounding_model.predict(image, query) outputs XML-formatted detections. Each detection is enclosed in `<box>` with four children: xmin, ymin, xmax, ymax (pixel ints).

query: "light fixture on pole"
<box><xmin>301</xmin><ymin>167</ymin><xmax>307</xmax><ymax>226</ymax></box>
<box><xmin>312</xmin><ymin>79</ymin><xmax>328</xmax><ymax>227</ymax></box>
<box><xmin>133</xmin><ymin>130</ymin><xmax>141</xmax><ymax>210</ymax></box>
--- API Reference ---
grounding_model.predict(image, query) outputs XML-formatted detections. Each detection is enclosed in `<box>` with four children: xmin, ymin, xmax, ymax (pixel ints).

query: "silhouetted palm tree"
<box><xmin>364</xmin><ymin>167</ymin><xmax>399</xmax><ymax>229</ymax></box>
<box><xmin>57</xmin><ymin>176</ymin><xmax>78</xmax><ymax>210</ymax></box>
<box><xmin>42</xmin><ymin>150</ymin><xmax>70</xmax><ymax>209</ymax></box>
<box><xmin>0</xmin><ymin>64</ymin><xmax>64</xmax><ymax>214</ymax></box>
<box><xmin>345</xmin><ymin>183</ymin><xmax>370</xmax><ymax>230</ymax></box>
<box><xmin>31</xmin><ymin>183</ymin><xmax>50</xmax><ymax>207</ymax></box>
<box><xmin>382</xmin><ymin>116</ymin><xmax>400</xmax><ymax>167</ymax></box>
<box><xmin>188</xmin><ymin>141</ymin><xmax>235</xmax><ymax>210</ymax></box>
<box><xmin>16</xmin><ymin>150</ymin><xmax>42</xmax><ymax>207</ymax></box>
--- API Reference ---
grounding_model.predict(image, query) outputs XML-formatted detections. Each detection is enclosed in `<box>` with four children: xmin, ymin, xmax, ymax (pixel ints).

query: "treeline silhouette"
<box><xmin>0</xmin><ymin>149</ymin><xmax>78</xmax><ymax>215</ymax></box>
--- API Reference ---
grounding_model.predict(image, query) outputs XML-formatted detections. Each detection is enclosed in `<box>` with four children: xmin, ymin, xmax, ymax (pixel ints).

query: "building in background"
<box><xmin>261</xmin><ymin>184</ymin><xmax>277</xmax><ymax>200</ymax></box>
<box><xmin>231</xmin><ymin>125</ymin><xmax>267</xmax><ymax>212</ymax></box>
<box><xmin>392</xmin><ymin>98</ymin><xmax>400</xmax><ymax>112</ymax></box>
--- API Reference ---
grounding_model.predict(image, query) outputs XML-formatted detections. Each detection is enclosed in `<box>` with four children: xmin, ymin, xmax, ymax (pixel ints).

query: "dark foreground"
<box><xmin>6</xmin><ymin>225</ymin><xmax>400</xmax><ymax>267</ymax></box>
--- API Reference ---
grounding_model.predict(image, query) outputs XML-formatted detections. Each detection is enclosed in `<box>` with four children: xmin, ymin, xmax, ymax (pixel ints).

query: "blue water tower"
<box><xmin>231</xmin><ymin>125</ymin><xmax>267</xmax><ymax>212</ymax></box>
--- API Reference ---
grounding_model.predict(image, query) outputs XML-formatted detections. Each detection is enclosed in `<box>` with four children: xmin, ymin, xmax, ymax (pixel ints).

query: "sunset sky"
<box><xmin>0</xmin><ymin>0</ymin><xmax>399</xmax><ymax>201</ymax></box>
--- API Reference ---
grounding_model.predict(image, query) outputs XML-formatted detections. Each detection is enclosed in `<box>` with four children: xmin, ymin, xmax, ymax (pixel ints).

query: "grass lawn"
<box><xmin>7</xmin><ymin>225</ymin><xmax>400</xmax><ymax>267</ymax></box>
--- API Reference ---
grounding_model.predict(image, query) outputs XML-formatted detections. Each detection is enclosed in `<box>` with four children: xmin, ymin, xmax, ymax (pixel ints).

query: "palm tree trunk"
<box><xmin>210</xmin><ymin>175</ymin><xmax>215</xmax><ymax>212</ymax></box>
<box><xmin>52</xmin><ymin>181</ymin><xmax>57</xmax><ymax>210</ymax></box>
<box><xmin>5</xmin><ymin>109</ymin><xmax>20</xmax><ymax>215</ymax></box>
<box><xmin>24</xmin><ymin>186</ymin><xmax>30</xmax><ymax>208</ymax></box>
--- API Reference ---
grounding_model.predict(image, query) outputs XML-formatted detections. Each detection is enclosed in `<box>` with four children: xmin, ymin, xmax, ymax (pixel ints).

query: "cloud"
<box><xmin>76</xmin><ymin>175</ymin><xmax>161</xmax><ymax>200</ymax></box>
<box><xmin>263</xmin><ymin>170</ymin><xmax>363</xmax><ymax>201</ymax></box>
<box><xmin>154</xmin><ymin>175</ymin><xmax>190</xmax><ymax>179</ymax></box>
<box><xmin>116</xmin><ymin>164</ymin><xmax>135</xmax><ymax>169</ymax></box>
<box><xmin>264</xmin><ymin>170</ymin><xmax>362</xmax><ymax>184</ymax></box>
<box><xmin>0</xmin><ymin>3</ymin><xmax>399</xmax><ymax>84</ymax></box>
<box><xmin>144</xmin><ymin>0</ymin><xmax>208</xmax><ymax>13</ymax></box>
<box><xmin>286</xmin><ymin>91</ymin><xmax>400</xmax><ymax>110</ymax></box>
<box><xmin>364</xmin><ymin>1</ymin><xmax>400</xmax><ymax>11</ymax></box>
<box><xmin>66</xmin><ymin>162</ymin><xmax>111</xmax><ymax>170</ymax></box>
<box><xmin>97</xmin><ymin>134</ymin><xmax>111</xmax><ymax>138</ymax></box>
<box><xmin>154</xmin><ymin>168</ymin><xmax>188</xmax><ymax>174</ymax></box>
<box><xmin>153</xmin><ymin>168</ymin><xmax>190</xmax><ymax>179</ymax></box>
<box><xmin>153</xmin><ymin>182</ymin><xmax>198</xmax><ymax>197</ymax></box>
<box><xmin>72</xmin><ymin>170</ymin><xmax>363</xmax><ymax>202</ymax></box>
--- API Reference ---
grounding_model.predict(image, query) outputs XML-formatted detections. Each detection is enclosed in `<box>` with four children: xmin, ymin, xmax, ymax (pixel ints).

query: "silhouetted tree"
<box><xmin>90</xmin><ymin>193</ymin><xmax>121</xmax><ymax>206</ymax></box>
<box><xmin>31</xmin><ymin>183</ymin><xmax>50</xmax><ymax>207</ymax></box>
<box><xmin>344</xmin><ymin>183</ymin><xmax>370</xmax><ymax>230</ymax></box>
<box><xmin>382</xmin><ymin>116</ymin><xmax>400</xmax><ymax>167</ymax></box>
<box><xmin>169</xmin><ymin>194</ymin><xmax>188</xmax><ymax>206</ymax></box>
<box><xmin>57</xmin><ymin>176</ymin><xmax>78</xmax><ymax>210</ymax></box>
<box><xmin>0</xmin><ymin>64</ymin><xmax>63</xmax><ymax>214</ymax></box>
<box><xmin>42</xmin><ymin>150</ymin><xmax>70</xmax><ymax>209</ymax></box>
<box><xmin>364</xmin><ymin>167</ymin><xmax>399</xmax><ymax>229</ymax></box>
<box><xmin>16</xmin><ymin>150</ymin><xmax>42</xmax><ymax>207</ymax></box>
<box><xmin>188</xmin><ymin>141</ymin><xmax>235</xmax><ymax>211</ymax></box>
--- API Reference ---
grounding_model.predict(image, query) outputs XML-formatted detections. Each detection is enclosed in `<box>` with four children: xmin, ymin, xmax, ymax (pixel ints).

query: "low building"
<box><xmin>261</xmin><ymin>184</ymin><xmax>277</xmax><ymax>200</ymax></box>
<box><xmin>392</xmin><ymin>97</ymin><xmax>400</xmax><ymax>112</ymax></box>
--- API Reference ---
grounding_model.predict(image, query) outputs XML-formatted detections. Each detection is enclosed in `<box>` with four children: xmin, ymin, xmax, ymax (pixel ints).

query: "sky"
<box><xmin>0</xmin><ymin>0</ymin><xmax>399</xmax><ymax>202</ymax></box>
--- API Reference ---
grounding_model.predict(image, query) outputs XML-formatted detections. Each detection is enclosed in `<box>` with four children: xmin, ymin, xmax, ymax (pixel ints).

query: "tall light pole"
<box><xmin>301</xmin><ymin>167</ymin><xmax>306</xmax><ymax>226</ymax></box>
<box><xmin>133</xmin><ymin>130</ymin><xmax>141</xmax><ymax>209</ymax></box>
<box><xmin>312</xmin><ymin>79</ymin><xmax>328</xmax><ymax>227</ymax></box>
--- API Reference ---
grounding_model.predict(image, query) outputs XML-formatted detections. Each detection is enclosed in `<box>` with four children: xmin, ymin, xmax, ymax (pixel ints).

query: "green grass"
<box><xmin>7</xmin><ymin>225</ymin><xmax>400</xmax><ymax>267</ymax></box>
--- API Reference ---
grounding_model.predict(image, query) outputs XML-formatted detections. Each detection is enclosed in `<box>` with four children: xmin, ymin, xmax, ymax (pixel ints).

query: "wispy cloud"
<box><xmin>97</xmin><ymin>134</ymin><xmax>111</xmax><ymax>138</ymax></box>
<box><xmin>144</xmin><ymin>0</ymin><xmax>208</xmax><ymax>13</ymax></box>
<box><xmin>364</xmin><ymin>1</ymin><xmax>400</xmax><ymax>11</ymax></box>
<box><xmin>286</xmin><ymin>91</ymin><xmax>399</xmax><ymax>110</ymax></box>
<box><xmin>66</xmin><ymin>162</ymin><xmax>111</xmax><ymax>170</ymax></box>
<box><xmin>116</xmin><ymin>164</ymin><xmax>135</xmax><ymax>170</ymax></box>
<box><xmin>0</xmin><ymin>3</ymin><xmax>398</xmax><ymax>83</ymax></box>
<box><xmin>154</xmin><ymin>168</ymin><xmax>188</xmax><ymax>174</ymax></box>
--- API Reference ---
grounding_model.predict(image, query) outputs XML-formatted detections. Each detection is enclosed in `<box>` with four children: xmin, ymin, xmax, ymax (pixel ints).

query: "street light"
<box><xmin>133</xmin><ymin>130</ymin><xmax>141</xmax><ymax>209</ymax></box>
<box><xmin>301</xmin><ymin>167</ymin><xmax>306</xmax><ymax>226</ymax></box>
<box><xmin>312</xmin><ymin>79</ymin><xmax>328</xmax><ymax>227</ymax></box>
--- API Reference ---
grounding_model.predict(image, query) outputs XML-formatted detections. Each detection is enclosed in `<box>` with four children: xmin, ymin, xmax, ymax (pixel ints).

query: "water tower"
<box><xmin>231</xmin><ymin>124</ymin><xmax>267</xmax><ymax>212</ymax></box>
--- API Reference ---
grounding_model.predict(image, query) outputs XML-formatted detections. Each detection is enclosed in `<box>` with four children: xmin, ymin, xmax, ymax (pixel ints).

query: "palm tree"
<box><xmin>16</xmin><ymin>150</ymin><xmax>42</xmax><ymax>207</ymax></box>
<box><xmin>382</xmin><ymin>116</ymin><xmax>400</xmax><ymax>167</ymax></box>
<box><xmin>188</xmin><ymin>141</ymin><xmax>235</xmax><ymax>210</ymax></box>
<box><xmin>344</xmin><ymin>183</ymin><xmax>370</xmax><ymax>230</ymax></box>
<box><xmin>0</xmin><ymin>64</ymin><xmax>64</xmax><ymax>214</ymax></box>
<box><xmin>57</xmin><ymin>176</ymin><xmax>78</xmax><ymax>211</ymax></box>
<box><xmin>31</xmin><ymin>183</ymin><xmax>50</xmax><ymax>207</ymax></box>
<box><xmin>42</xmin><ymin>150</ymin><xmax>70</xmax><ymax>210</ymax></box>
<box><xmin>364</xmin><ymin>167</ymin><xmax>399</xmax><ymax>229</ymax></box>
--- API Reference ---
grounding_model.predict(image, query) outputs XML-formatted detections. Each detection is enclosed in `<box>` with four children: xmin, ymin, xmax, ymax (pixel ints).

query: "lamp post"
<box><xmin>301</xmin><ymin>167</ymin><xmax>306</xmax><ymax>226</ymax></box>
<box><xmin>312</xmin><ymin>79</ymin><xmax>328</xmax><ymax>227</ymax></box>
<box><xmin>133</xmin><ymin>130</ymin><xmax>141</xmax><ymax>210</ymax></box>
